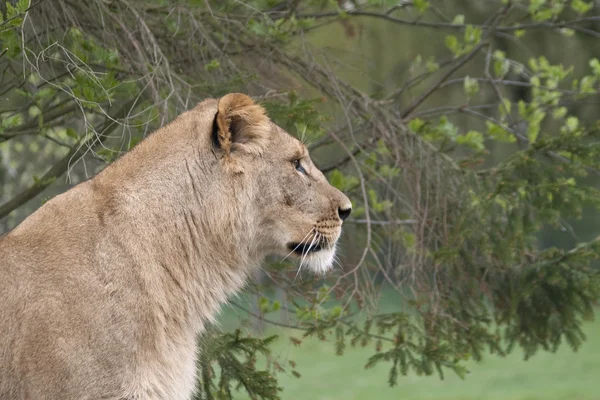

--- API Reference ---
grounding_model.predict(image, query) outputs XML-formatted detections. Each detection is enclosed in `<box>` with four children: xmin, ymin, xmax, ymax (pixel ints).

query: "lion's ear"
<box><xmin>214</xmin><ymin>93</ymin><xmax>269</xmax><ymax>155</ymax></box>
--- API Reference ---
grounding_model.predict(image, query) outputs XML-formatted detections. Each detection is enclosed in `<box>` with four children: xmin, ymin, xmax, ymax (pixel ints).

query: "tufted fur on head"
<box><xmin>0</xmin><ymin>93</ymin><xmax>351</xmax><ymax>400</ymax></box>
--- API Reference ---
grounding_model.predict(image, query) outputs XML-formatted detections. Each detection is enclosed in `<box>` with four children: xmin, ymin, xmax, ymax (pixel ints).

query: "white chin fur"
<box><xmin>304</xmin><ymin>246</ymin><xmax>336</xmax><ymax>275</ymax></box>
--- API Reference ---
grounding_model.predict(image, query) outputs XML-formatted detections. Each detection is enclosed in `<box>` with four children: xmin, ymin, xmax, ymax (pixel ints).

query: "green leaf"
<box><xmin>2</xmin><ymin>30</ymin><xmax>21</xmax><ymax>57</ymax></box>
<box><xmin>444</xmin><ymin>35</ymin><xmax>460</xmax><ymax>56</ymax></box>
<box><xmin>410</xmin><ymin>54</ymin><xmax>422</xmax><ymax>72</ymax></box>
<box><xmin>426</xmin><ymin>57</ymin><xmax>439</xmax><ymax>72</ymax></box>
<box><xmin>565</xmin><ymin>116</ymin><xmax>579</xmax><ymax>132</ymax></box>
<box><xmin>258</xmin><ymin>296</ymin><xmax>270</xmax><ymax>313</ymax></box>
<box><xmin>204</xmin><ymin>59</ymin><xmax>221</xmax><ymax>71</ymax></box>
<box><xmin>376</xmin><ymin>139</ymin><xmax>390</xmax><ymax>156</ymax></box>
<box><xmin>413</xmin><ymin>0</ymin><xmax>429</xmax><ymax>13</ymax></box>
<box><xmin>272</xmin><ymin>301</ymin><xmax>280</xmax><ymax>312</ymax></box>
<box><xmin>571</xmin><ymin>0</ymin><xmax>593</xmax><ymax>14</ymax></box>
<box><xmin>513</xmin><ymin>63</ymin><xmax>525</xmax><ymax>76</ymax></box>
<box><xmin>498</xmin><ymin>98</ymin><xmax>512</xmax><ymax>119</ymax></box>
<box><xmin>408</xmin><ymin>118</ymin><xmax>426</xmax><ymax>132</ymax></box>
<box><xmin>451</xmin><ymin>14</ymin><xmax>464</xmax><ymax>25</ymax></box>
<box><xmin>463</xmin><ymin>76</ymin><xmax>480</xmax><ymax>98</ymax></box>
<box><xmin>16</xmin><ymin>0</ymin><xmax>29</xmax><ymax>12</ymax></box>
<box><xmin>435</xmin><ymin>116</ymin><xmax>458</xmax><ymax>140</ymax></box>
<box><xmin>28</xmin><ymin>105</ymin><xmax>41</xmax><ymax>118</ymax></box>
<box><xmin>2</xmin><ymin>113</ymin><xmax>22</xmax><ymax>129</ymax></box>
<box><xmin>379</xmin><ymin>164</ymin><xmax>400</xmax><ymax>178</ymax></box>
<box><xmin>579</xmin><ymin>75</ymin><xmax>597</xmax><ymax>94</ymax></box>
<box><xmin>494</xmin><ymin>59</ymin><xmax>510</xmax><ymax>78</ymax></box>
<box><xmin>34</xmin><ymin>87</ymin><xmax>56</xmax><ymax>101</ymax></box>
<box><xmin>486</xmin><ymin>121</ymin><xmax>516</xmax><ymax>143</ymax></box>
<box><xmin>528</xmin><ymin>0</ymin><xmax>546</xmax><ymax>14</ymax></box>
<box><xmin>66</xmin><ymin>128</ymin><xmax>78</xmax><ymax>140</ymax></box>
<box><xmin>533</xmin><ymin>8</ymin><xmax>556</xmax><ymax>22</ymax></box>
<box><xmin>5</xmin><ymin>2</ymin><xmax>19</xmax><ymax>19</ymax></box>
<box><xmin>552</xmin><ymin>107</ymin><xmax>567</xmax><ymax>120</ymax></box>
<box><xmin>493</xmin><ymin>50</ymin><xmax>506</xmax><ymax>61</ymax></box>
<box><xmin>518</xmin><ymin>100</ymin><xmax>529</xmax><ymax>118</ymax></box>
<box><xmin>402</xmin><ymin>232</ymin><xmax>416</xmax><ymax>248</ymax></box>
<box><xmin>590</xmin><ymin>58</ymin><xmax>600</xmax><ymax>76</ymax></box>
<box><xmin>329</xmin><ymin>169</ymin><xmax>344</xmax><ymax>190</ymax></box>
<box><xmin>456</xmin><ymin>130</ymin><xmax>485</xmax><ymax>150</ymax></box>
<box><xmin>559</xmin><ymin>28</ymin><xmax>575</xmax><ymax>37</ymax></box>
<box><xmin>296</xmin><ymin>16</ymin><xmax>315</xmax><ymax>30</ymax></box>
<box><xmin>527</xmin><ymin>109</ymin><xmax>546</xmax><ymax>143</ymax></box>
<box><xmin>464</xmin><ymin>25</ymin><xmax>482</xmax><ymax>46</ymax></box>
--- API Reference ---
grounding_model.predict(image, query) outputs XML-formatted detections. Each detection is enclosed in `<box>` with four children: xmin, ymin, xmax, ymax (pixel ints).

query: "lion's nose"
<box><xmin>338</xmin><ymin>207</ymin><xmax>351</xmax><ymax>221</ymax></box>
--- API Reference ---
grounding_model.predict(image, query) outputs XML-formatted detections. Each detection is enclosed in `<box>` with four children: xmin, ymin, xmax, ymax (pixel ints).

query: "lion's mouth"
<box><xmin>287</xmin><ymin>242</ymin><xmax>324</xmax><ymax>256</ymax></box>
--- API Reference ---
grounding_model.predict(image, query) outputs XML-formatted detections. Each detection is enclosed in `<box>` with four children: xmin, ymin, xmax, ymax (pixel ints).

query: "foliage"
<box><xmin>1</xmin><ymin>0</ymin><xmax>600</xmax><ymax>398</ymax></box>
<box><xmin>195</xmin><ymin>328</ymin><xmax>283</xmax><ymax>400</ymax></box>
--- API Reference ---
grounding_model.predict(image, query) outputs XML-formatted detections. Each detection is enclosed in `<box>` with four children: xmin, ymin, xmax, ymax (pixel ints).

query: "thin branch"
<box><xmin>295</xmin><ymin>10</ymin><xmax>467</xmax><ymax>30</ymax></box>
<box><xmin>295</xmin><ymin>10</ymin><xmax>600</xmax><ymax>34</ymax></box>
<box><xmin>400</xmin><ymin>42</ymin><xmax>487</xmax><ymax>119</ymax></box>
<box><xmin>0</xmin><ymin>103</ymin><xmax>79</xmax><ymax>143</ymax></box>
<box><xmin>0</xmin><ymin>100</ymin><xmax>136</xmax><ymax>220</ymax></box>
<box><xmin>347</xmin><ymin>219</ymin><xmax>418</xmax><ymax>226</ymax></box>
<box><xmin>384</xmin><ymin>57</ymin><xmax>456</xmax><ymax>102</ymax></box>
<box><xmin>439</xmin><ymin>76</ymin><xmax>579</xmax><ymax>96</ymax></box>
<box><xmin>400</xmin><ymin>3</ymin><xmax>511</xmax><ymax>118</ymax></box>
<box><xmin>320</xmin><ymin>148</ymin><xmax>361</xmax><ymax>173</ymax></box>
<box><xmin>484</xmin><ymin>43</ymin><xmax>524</xmax><ymax>148</ymax></box>
<box><xmin>461</xmin><ymin>108</ymin><xmax>600</xmax><ymax>177</ymax></box>
<box><xmin>409</xmin><ymin>103</ymin><xmax>499</xmax><ymax>119</ymax></box>
<box><xmin>228</xmin><ymin>301</ymin><xmax>306</xmax><ymax>331</ymax></box>
<box><xmin>0</xmin><ymin>0</ymin><xmax>49</xmax><ymax>27</ymax></box>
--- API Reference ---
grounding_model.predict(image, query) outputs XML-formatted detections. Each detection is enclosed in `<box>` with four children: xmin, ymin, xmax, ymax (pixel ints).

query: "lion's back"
<box><xmin>0</xmin><ymin>190</ymin><xmax>138</xmax><ymax>399</ymax></box>
<box><xmin>0</xmin><ymin>235</ymin><xmax>45</xmax><ymax>398</ymax></box>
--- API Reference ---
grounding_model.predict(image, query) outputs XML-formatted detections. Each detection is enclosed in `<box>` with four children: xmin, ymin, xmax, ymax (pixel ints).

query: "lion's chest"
<box><xmin>130</xmin><ymin>337</ymin><xmax>199</xmax><ymax>400</ymax></box>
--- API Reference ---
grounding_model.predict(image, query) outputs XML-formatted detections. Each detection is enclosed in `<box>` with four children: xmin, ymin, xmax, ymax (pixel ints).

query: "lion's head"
<box><xmin>211</xmin><ymin>93</ymin><xmax>352</xmax><ymax>274</ymax></box>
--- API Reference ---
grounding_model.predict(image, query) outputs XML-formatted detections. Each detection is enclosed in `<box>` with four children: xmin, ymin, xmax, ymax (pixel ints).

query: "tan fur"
<box><xmin>0</xmin><ymin>93</ymin><xmax>351</xmax><ymax>400</ymax></box>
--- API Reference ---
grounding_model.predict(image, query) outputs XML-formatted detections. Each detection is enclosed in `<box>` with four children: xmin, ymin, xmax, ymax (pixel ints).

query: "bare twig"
<box><xmin>0</xmin><ymin>103</ymin><xmax>79</xmax><ymax>143</ymax></box>
<box><xmin>400</xmin><ymin>42</ymin><xmax>487</xmax><ymax>119</ymax></box>
<box><xmin>295</xmin><ymin>10</ymin><xmax>600</xmax><ymax>34</ymax></box>
<box><xmin>400</xmin><ymin>4</ymin><xmax>512</xmax><ymax>118</ymax></box>
<box><xmin>0</xmin><ymin>100</ymin><xmax>136</xmax><ymax>220</ymax></box>
<box><xmin>347</xmin><ymin>219</ymin><xmax>418</xmax><ymax>226</ymax></box>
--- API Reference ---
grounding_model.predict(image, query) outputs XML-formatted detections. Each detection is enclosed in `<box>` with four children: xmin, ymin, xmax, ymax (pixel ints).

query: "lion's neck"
<box><xmin>99</xmin><ymin>133</ymin><xmax>258</xmax><ymax>335</ymax></box>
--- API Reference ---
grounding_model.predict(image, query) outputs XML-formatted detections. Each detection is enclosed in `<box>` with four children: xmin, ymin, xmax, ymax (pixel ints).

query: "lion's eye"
<box><xmin>293</xmin><ymin>159</ymin><xmax>306</xmax><ymax>174</ymax></box>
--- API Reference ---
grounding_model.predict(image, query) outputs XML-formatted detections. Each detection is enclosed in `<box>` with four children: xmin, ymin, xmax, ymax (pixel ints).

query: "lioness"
<box><xmin>0</xmin><ymin>93</ymin><xmax>351</xmax><ymax>399</ymax></box>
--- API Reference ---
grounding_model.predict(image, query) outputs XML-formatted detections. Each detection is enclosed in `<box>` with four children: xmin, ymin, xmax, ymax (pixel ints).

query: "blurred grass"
<box><xmin>222</xmin><ymin>295</ymin><xmax>600</xmax><ymax>400</ymax></box>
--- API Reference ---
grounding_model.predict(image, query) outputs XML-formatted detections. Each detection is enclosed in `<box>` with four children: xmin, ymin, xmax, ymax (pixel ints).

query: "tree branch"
<box><xmin>0</xmin><ymin>101</ymin><xmax>136</xmax><ymax>220</ymax></box>
<box><xmin>461</xmin><ymin>107</ymin><xmax>600</xmax><ymax>177</ymax></box>
<box><xmin>400</xmin><ymin>3</ymin><xmax>511</xmax><ymax>119</ymax></box>
<box><xmin>295</xmin><ymin>10</ymin><xmax>600</xmax><ymax>34</ymax></box>
<box><xmin>0</xmin><ymin>103</ymin><xmax>79</xmax><ymax>143</ymax></box>
<box><xmin>320</xmin><ymin>147</ymin><xmax>361</xmax><ymax>173</ymax></box>
<box><xmin>347</xmin><ymin>219</ymin><xmax>418</xmax><ymax>226</ymax></box>
<box><xmin>400</xmin><ymin>42</ymin><xmax>487</xmax><ymax>119</ymax></box>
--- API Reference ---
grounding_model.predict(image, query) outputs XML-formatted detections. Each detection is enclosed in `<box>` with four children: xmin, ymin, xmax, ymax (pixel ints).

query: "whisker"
<box><xmin>333</xmin><ymin>255</ymin><xmax>343</xmax><ymax>269</ymax></box>
<box><xmin>295</xmin><ymin>232</ymin><xmax>319</xmax><ymax>283</ymax></box>
<box><xmin>301</xmin><ymin>232</ymin><xmax>319</xmax><ymax>267</ymax></box>
<box><xmin>294</xmin><ymin>246</ymin><xmax>309</xmax><ymax>283</ymax></box>
<box><xmin>294</xmin><ymin>260</ymin><xmax>303</xmax><ymax>283</ymax></box>
<box><xmin>281</xmin><ymin>227</ymin><xmax>314</xmax><ymax>262</ymax></box>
